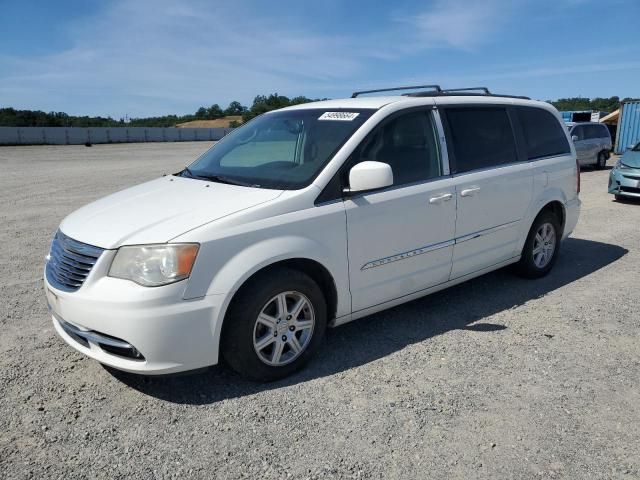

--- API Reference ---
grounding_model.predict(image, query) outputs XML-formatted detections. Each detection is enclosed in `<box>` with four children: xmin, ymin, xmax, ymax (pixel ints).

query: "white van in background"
<box><xmin>45</xmin><ymin>85</ymin><xmax>581</xmax><ymax>381</ymax></box>
<box><xmin>566</xmin><ymin>121</ymin><xmax>612</xmax><ymax>169</ymax></box>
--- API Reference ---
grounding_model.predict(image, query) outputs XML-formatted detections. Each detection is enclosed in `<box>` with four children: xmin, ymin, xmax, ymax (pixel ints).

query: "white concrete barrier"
<box><xmin>0</xmin><ymin>127</ymin><xmax>229</xmax><ymax>145</ymax></box>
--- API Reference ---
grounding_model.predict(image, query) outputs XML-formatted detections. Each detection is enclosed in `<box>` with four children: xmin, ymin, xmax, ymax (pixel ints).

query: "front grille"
<box><xmin>620</xmin><ymin>186</ymin><xmax>640</xmax><ymax>194</ymax></box>
<box><xmin>46</xmin><ymin>231</ymin><xmax>104</xmax><ymax>292</ymax></box>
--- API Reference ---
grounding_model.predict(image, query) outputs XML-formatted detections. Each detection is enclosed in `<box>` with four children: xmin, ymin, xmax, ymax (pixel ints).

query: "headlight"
<box><xmin>109</xmin><ymin>244</ymin><xmax>199</xmax><ymax>286</ymax></box>
<box><xmin>614</xmin><ymin>158</ymin><xmax>622</xmax><ymax>169</ymax></box>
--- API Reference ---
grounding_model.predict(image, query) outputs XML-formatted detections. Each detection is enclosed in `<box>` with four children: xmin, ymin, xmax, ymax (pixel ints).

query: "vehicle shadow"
<box><xmin>615</xmin><ymin>196</ymin><xmax>640</xmax><ymax>204</ymax></box>
<box><xmin>107</xmin><ymin>237</ymin><xmax>627</xmax><ymax>404</ymax></box>
<box><xmin>580</xmin><ymin>166</ymin><xmax>612</xmax><ymax>172</ymax></box>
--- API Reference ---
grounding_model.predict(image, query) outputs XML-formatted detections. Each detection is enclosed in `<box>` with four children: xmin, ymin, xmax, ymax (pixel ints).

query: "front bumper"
<box><xmin>45</xmin><ymin>251</ymin><xmax>226</xmax><ymax>375</ymax></box>
<box><xmin>609</xmin><ymin>168</ymin><xmax>640</xmax><ymax>198</ymax></box>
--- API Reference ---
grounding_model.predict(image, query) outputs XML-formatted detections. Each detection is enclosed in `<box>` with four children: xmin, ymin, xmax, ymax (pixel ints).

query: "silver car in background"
<box><xmin>609</xmin><ymin>141</ymin><xmax>640</xmax><ymax>201</ymax></box>
<box><xmin>567</xmin><ymin>122</ymin><xmax>612</xmax><ymax>169</ymax></box>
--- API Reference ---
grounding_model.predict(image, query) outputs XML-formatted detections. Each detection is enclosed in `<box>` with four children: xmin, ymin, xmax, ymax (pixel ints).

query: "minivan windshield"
<box><xmin>183</xmin><ymin>109</ymin><xmax>374</xmax><ymax>189</ymax></box>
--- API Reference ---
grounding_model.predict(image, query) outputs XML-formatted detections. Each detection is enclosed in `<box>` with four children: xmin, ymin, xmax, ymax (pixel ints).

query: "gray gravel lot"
<box><xmin>1</xmin><ymin>142</ymin><xmax>639</xmax><ymax>479</ymax></box>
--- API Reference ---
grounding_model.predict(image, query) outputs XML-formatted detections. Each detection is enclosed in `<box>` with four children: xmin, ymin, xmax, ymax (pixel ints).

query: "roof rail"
<box><xmin>442</xmin><ymin>87</ymin><xmax>491</xmax><ymax>94</ymax></box>
<box><xmin>351</xmin><ymin>84</ymin><xmax>442</xmax><ymax>98</ymax></box>
<box><xmin>350</xmin><ymin>84</ymin><xmax>531</xmax><ymax>100</ymax></box>
<box><xmin>406</xmin><ymin>89</ymin><xmax>531</xmax><ymax>100</ymax></box>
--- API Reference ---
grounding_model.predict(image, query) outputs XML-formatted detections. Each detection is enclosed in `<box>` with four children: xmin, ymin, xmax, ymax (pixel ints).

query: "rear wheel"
<box><xmin>516</xmin><ymin>211</ymin><xmax>561</xmax><ymax>278</ymax></box>
<box><xmin>221</xmin><ymin>268</ymin><xmax>327</xmax><ymax>382</ymax></box>
<box><xmin>596</xmin><ymin>151</ymin><xmax>607</xmax><ymax>169</ymax></box>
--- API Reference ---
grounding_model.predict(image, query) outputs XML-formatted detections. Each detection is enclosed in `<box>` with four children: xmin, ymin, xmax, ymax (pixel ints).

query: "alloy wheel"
<box><xmin>252</xmin><ymin>291</ymin><xmax>315</xmax><ymax>366</ymax></box>
<box><xmin>532</xmin><ymin>222</ymin><xmax>556</xmax><ymax>269</ymax></box>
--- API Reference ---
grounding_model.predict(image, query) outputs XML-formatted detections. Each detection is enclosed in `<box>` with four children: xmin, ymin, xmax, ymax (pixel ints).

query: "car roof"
<box><xmin>280</xmin><ymin>95</ymin><xmax>552</xmax><ymax>112</ymax></box>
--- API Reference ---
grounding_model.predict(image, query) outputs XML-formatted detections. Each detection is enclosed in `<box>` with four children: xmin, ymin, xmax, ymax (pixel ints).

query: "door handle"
<box><xmin>429</xmin><ymin>193</ymin><xmax>453</xmax><ymax>204</ymax></box>
<box><xmin>460</xmin><ymin>187</ymin><xmax>481</xmax><ymax>197</ymax></box>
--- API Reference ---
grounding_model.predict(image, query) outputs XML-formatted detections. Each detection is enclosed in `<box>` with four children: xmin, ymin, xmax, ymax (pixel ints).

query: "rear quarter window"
<box><xmin>516</xmin><ymin>107</ymin><xmax>571</xmax><ymax>160</ymax></box>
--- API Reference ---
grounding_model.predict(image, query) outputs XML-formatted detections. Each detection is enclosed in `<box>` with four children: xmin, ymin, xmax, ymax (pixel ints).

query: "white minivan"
<box><xmin>566</xmin><ymin>121</ymin><xmax>612</xmax><ymax>169</ymax></box>
<box><xmin>45</xmin><ymin>85</ymin><xmax>581</xmax><ymax>381</ymax></box>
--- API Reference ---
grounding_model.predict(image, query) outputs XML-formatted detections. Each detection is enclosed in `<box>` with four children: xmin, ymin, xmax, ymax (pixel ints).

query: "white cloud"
<box><xmin>1</xmin><ymin>0</ymin><xmax>519</xmax><ymax>116</ymax></box>
<box><xmin>1</xmin><ymin>0</ymin><xmax>636</xmax><ymax>116</ymax></box>
<box><xmin>396</xmin><ymin>0</ymin><xmax>511</xmax><ymax>50</ymax></box>
<box><xmin>0</xmin><ymin>0</ymin><xmax>364</xmax><ymax>117</ymax></box>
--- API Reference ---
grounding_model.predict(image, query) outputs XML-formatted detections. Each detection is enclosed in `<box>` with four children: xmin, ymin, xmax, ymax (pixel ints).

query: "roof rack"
<box><xmin>351</xmin><ymin>84</ymin><xmax>442</xmax><ymax>98</ymax></box>
<box><xmin>351</xmin><ymin>84</ymin><xmax>530</xmax><ymax>100</ymax></box>
<box><xmin>406</xmin><ymin>86</ymin><xmax>530</xmax><ymax>100</ymax></box>
<box><xmin>442</xmin><ymin>87</ymin><xmax>491</xmax><ymax>94</ymax></box>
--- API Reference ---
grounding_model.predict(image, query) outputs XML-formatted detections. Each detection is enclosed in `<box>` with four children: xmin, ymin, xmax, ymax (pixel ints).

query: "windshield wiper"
<box><xmin>178</xmin><ymin>167</ymin><xmax>259</xmax><ymax>187</ymax></box>
<box><xmin>197</xmin><ymin>174</ymin><xmax>260</xmax><ymax>188</ymax></box>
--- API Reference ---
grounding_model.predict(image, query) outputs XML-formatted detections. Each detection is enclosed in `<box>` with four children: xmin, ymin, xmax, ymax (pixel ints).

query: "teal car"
<box><xmin>609</xmin><ymin>141</ymin><xmax>640</xmax><ymax>200</ymax></box>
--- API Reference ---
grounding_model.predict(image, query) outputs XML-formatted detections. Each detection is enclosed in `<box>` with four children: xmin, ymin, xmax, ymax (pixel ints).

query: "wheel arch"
<box><xmin>517</xmin><ymin>196</ymin><xmax>568</xmax><ymax>255</ymax></box>
<box><xmin>229</xmin><ymin>258</ymin><xmax>339</xmax><ymax>320</ymax></box>
<box><xmin>218</xmin><ymin>257</ymin><xmax>339</xmax><ymax>351</ymax></box>
<box><xmin>538</xmin><ymin>200</ymin><xmax>566</xmax><ymax>235</ymax></box>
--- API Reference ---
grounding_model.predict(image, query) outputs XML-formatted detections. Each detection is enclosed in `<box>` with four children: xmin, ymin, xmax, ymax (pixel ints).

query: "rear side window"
<box><xmin>444</xmin><ymin>107</ymin><xmax>517</xmax><ymax>173</ymax></box>
<box><xmin>572</xmin><ymin>125</ymin><xmax>585</xmax><ymax>141</ymax></box>
<box><xmin>517</xmin><ymin>107</ymin><xmax>571</xmax><ymax>160</ymax></box>
<box><xmin>584</xmin><ymin>125</ymin><xmax>596</xmax><ymax>139</ymax></box>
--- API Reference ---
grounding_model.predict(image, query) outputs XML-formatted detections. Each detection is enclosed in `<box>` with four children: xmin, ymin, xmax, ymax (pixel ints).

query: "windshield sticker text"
<box><xmin>318</xmin><ymin>112</ymin><xmax>360</xmax><ymax>121</ymax></box>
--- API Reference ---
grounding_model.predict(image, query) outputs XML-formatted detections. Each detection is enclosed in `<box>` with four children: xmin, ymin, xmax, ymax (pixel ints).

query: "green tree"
<box><xmin>224</xmin><ymin>101</ymin><xmax>247</xmax><ymax>116</ymax></box>
<box><xmin>242</xmin><ymin>93</ymin><xmax>317</xmax><ymax>122</ymax></box>
<box><xmin>206</xmin><ymin>104</ymin><xmax>224</xmax><ymax>119</ymax></box>
<box><xmin>549</xmin><ymin>96</ymin><xmax>631</xmax><ymax>113</ymax></box>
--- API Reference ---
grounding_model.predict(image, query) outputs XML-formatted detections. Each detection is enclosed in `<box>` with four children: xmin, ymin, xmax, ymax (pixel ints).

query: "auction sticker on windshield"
<box><xmin>318</xmin><ymin>112</ymin><xmax>360</xmax><ymax>121</ymax></box>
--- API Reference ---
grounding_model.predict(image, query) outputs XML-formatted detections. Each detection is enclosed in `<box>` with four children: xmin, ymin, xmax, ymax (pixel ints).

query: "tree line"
<box><xmin>0</xmin><ymin>94</ymin><xmax>319</xmax><ymax>128</ymax></box>
<box><xmin>549</xmin><ymin>96</ymin><xmax>635</xmax><ymax>113</ymax></box>
<box><xmin>1</xmin><ymin>95</ymin><xmax>634</xmax><ymax>128</ymax></box>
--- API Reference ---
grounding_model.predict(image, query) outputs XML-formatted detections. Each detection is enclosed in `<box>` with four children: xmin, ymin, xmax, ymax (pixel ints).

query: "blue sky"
<box><xmin>1</xmin><ymin>0</ymin><xmax>639</xmax><ymax>118</ymax></box>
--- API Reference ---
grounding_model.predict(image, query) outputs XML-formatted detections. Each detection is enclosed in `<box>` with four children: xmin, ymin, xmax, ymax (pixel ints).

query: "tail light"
<box><xmin>576</xmin><ymin>158</ymin><xmax>581</xmax><ymax>194</ymax></box>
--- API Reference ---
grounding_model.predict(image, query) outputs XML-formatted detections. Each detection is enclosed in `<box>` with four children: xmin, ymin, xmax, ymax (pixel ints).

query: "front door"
<box><xmin>344</xmin><ymin>109</ymin><xmax>457</xmax><ymax>312</ymax></box>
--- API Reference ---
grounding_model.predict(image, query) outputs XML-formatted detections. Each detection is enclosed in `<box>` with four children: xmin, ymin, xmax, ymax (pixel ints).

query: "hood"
<box><xmin>60</xmin><ymin>176</ymin><xmax>283</xmax><ymax>249</ymax></box>
<box><xmin>620</xmin><ymin>150</ymin><xmax>640</xmax><ymax>169</ymax></box>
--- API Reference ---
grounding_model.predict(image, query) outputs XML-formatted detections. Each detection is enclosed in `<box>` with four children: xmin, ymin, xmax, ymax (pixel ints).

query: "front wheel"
<box><xmin>221</xmin><ymin>268</ymin><xmax>327</xmax><ymax>382</ymax></box>
<box><xmin>515</xmin><ymin>212</ymin><xmax>561</xmax><ymax>278</ymax></box>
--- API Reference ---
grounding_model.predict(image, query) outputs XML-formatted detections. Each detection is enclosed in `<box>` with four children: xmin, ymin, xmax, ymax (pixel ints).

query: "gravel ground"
<box><xmin>0</xmin><ymin>143</ymin><xmax>639</xmax><ymax>479</ymax></box>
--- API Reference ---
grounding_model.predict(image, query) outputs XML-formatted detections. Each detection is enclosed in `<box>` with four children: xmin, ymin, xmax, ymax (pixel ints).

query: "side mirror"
<box><xmin>571</xmin><ymin>135</ymin><xmax>579</xmax><ymax>142</ymax></box>
<box><xmin>628</xmin><ymin>144</ymin><xmax>635</xmax><ymax>151</ymax></box>
<box><xmin>345</xmin><ymin>161</ymin><xmax>393</xmax><ymax>194</ymax></box>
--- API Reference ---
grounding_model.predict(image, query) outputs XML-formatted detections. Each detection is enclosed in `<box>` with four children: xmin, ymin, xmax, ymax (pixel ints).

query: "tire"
<box><xmin>221</xmin><ymin>267</ymin><xmax>327</xmax><ymax>382</ymax></box>
<box><xmin>515</xmin><ymin>211</ymin><xmax>561</xmax><ymax>279</ymax></box>
<box><xmin>615</xmin><ymin>194</ymin><xmax>626</xmax><ymax>202</ymax></box>
<box><xmin>596</xmin><ymin>151</ymin><xmax>607</xmax><ymax>170</ymax></box>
